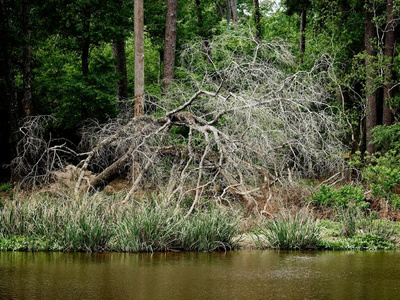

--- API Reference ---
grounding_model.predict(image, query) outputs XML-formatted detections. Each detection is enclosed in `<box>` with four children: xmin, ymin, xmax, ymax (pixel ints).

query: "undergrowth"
<box><xmin>0</xmin><ymin>193</ymin><xmax>239</xmax><ymax>252</ymax></box>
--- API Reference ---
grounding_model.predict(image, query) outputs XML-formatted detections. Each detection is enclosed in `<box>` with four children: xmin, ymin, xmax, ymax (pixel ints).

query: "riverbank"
<box><xmin>1</xmin><ymin>192</ymin><xmax>400</xmax><ymax>252</ymax></box>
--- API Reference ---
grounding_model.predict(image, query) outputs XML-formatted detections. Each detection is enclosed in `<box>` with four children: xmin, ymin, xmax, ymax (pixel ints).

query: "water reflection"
<box><xmin>0</xmin><ymin>250</ymin><xmax>399</xmax><ymax>299</ymax></box>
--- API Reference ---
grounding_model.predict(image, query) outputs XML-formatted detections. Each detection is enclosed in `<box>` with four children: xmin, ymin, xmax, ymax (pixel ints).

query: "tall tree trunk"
<box><xmin>365</xmin><ymin>10</ymin><xmax>377</xmax><ymax>154</ymax></box>
<box><xmin>134</xmin><ymin>0</ymin><xmax>144</xmax><ymax>116</ymax></box>
<box><xmin>112</xmin><ymin>38</ymin><xmax>128</xmax><ymax>102</ymax></box>
<box><xmin>22</xmin><ymin>0</ymin><xmax>32</xmax><ymax>117</ymax></box>
<box><xmin>299</xmin><ymin>8</ymin><xmax>306</xmax><ymax>62</ymax></box>
<box><xmin>253</xmin><ymin>0</ymin><xmax>261</xmax><ymax>40</ymax></box>
<box><xmin>162</xmin><ymin>0</ymin><xmax>178</xmax><ymax>91</ymax></box>
<box><xmin>226</xmin><ymin>0</ymin><xmax>231</xmax><ymax>23</ymax></box>
<box><xmin>383</xmin><ymin>0</ymin><xmax>395</xmax><ymax>125</ymax></box>
<box><xmin>231</xmin><ymin>0</ymin><xmax>238</xmax><ymax>24</ymax></box>
<box><xmin>0</xmin><ymin>0</ymin><xmax>19</xmax><ymax>181</ymax></box>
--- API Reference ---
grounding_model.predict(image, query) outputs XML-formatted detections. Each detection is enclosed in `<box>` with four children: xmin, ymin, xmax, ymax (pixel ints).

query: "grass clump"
<box><xmin>181</xmin><ymin>208</ymin><xmax>239</xmax><ymax>251</ymax></box>
<box><xmin>0</xmin><ymin>194</ymin><xmax>239</xmax><ymax>253</ymax></box>
<box><xmin>256</xmin><ymin>212</ymin><xmax>321</xmax><ymax>250</ymax></box>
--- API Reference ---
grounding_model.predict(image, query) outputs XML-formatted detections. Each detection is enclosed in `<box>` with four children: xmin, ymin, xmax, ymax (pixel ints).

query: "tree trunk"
<box><xmin>112</xmin><ymin>38</ymin><xmax>128</xmax><ymax>102</ymax></box>
<box><xmin>299</xmin><ymin>8</ymin><xmax>306</xmax><ymax>62</ymax></box>
<box><xmin>226</xmin><ymin>0</ymin><xmax>231</xmax><ymax>23</ymax></box>
<box><xmin>365</xmin><ymin>10</ymin><xmax>377</xmax><ymax>154</ymax></box>
<box><xmin>0</xmin><ymin>0</ymin><xmax>19</xmax><ymax>181</ymax></box>
<box><xmin>162</xmin><ymin>0</ymin><xmax>178</xmax><ymax>91</ymax></box>
<box><xmin>134</xmin><ymin>0</ymin><xmax>144</xmax><ymax>117</ymax></box>
<box><xmin>231</xmin><ymin>0</ymin><xmax>238</xmax><ymax>24</ymax></box>
<box><xmin>253</xmin><ymin>0</ymin><xmax>261</xmax><ymax>40</ymax></box>
<box><xmin>383</xmin><ymin>0</ymin><xmax>395</xmax><ymax>126</ymax></box>
<box><xmin>22</xmin><ymin>0</ymin><xmax>32</xmax><ymax>117</ymax></box>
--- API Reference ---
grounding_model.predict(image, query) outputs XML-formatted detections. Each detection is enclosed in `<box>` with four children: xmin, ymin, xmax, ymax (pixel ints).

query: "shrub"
<box><xmin>371</xmin><ymin>124</ymin><xmax>400</xmax><ymax>154</ymax></box>
<box><xmin>363</xmin><ymin>151</ymin><xmax>400</xmax><ymax>210</ymax></box>
<box><xmin>309</xmin><ymin>184</ymin><xmax>367</xmax><ymax>209</ymax></box>
<box><xmin>0</xmin><ymin>183</ymin><xmax>12</xmax><ymax>193</ymax></box>
<box><xmin>256</xmin><ymin>212</ymin><xmax>321</xmax><ymax>250</ymax></box>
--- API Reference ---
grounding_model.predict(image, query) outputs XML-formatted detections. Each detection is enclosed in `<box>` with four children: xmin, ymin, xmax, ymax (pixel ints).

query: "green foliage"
<box><xmin>364</xmin><ymin>151</ymin><xmax>400</xmax><ymax>209</ymax></box>
<box><xmin>0</xmin><ymin>183</ymin><xmax>12</xmax><ymax>193</ymax></box>
<box><xmin>372</xmin><ymin>124</ymin><xmax>400</xmax><ymax>154</ymax></box>
<box><xmin>34</xmin><ymin>39</ymin><xmax>118</xmax><ymax>129</ymax></box>
<box><xmin>319</xmin><ymin>210</ymin><xmax>398</xmax><ymax>250</ymax></box>
<box><xmin>256</xmin><ymin>212</ymin><xmax>321</xmax><ymax>250</ymax></box>
<box><xmin>309</xmin><ymin>184</ymin><xmax>367</xmax><ymax>208</ymax></box>
<box><xmin>320</xmin><ymin>233</ymin><xmax>397</xmax><ymax>250</ymax></box>
<box><xmin>348</xmin><ymin>233</ymin><xmax>396</xmax><ymax>250</ymax></box>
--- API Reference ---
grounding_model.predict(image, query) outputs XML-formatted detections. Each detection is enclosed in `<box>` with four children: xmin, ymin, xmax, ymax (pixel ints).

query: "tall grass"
<box><xmin>0</xmin><ymin>193</ymin><xmax>239</xmax><ymax>252</ymax></box>
<box><xmin>256</xmin><ymin>211</ymin><xmax>321</xmax><ymax>250</ymax></box>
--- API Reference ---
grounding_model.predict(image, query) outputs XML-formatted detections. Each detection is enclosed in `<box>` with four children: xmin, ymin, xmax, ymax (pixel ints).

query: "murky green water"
<box><xmin>0</xmin><ymin>250</ymin><xmax>399</xmax><ymax>300</ymax></box>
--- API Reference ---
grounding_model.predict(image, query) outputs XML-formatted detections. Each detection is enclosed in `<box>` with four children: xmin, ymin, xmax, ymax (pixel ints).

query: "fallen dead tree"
<box><xmin>13</xmin><ymin>34</ymin><xmax>346</xmax><ymax>215</ymax></box>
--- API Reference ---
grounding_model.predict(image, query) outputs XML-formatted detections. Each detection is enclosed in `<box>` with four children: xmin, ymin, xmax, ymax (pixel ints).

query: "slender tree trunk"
<box><xmin>162</xmin><ymin>0</ymin><xmax>178</xmax><ymax>91</ymax></box>
<box><xmin>1</xmin><ymin>0</ymin><xmax>19</xmax><ymax>181</ymax></box>
<box><xmin>134</xmin><ymin>0</ymin><xmax>144</xmax><ymax>116</ymax></box>
<box><xmin>383</xmin><ymin>0</ymin><xmax>395</xmax><ymax>125</ymax></box>
<box><xmin>112</xmin><ymin>38</ymin><xmax>128</xmax><ymax>102</ymax></box>
<box><xmin>365</xmin><ymin>10</ymin><xmax>377</xmax><ymax>154</ymax></box>
<box><xmin>226</xmin><ymin>0</ymin><xmax>231</xmax><ymax>23</ymax></box>
<box><xmin>253</xmin><ymin>0</ymin><xmax>261</xmax><ymax>40</ymax></box>
<box><xmin>22</xmin><ymin>0</ymin><xmax>32</xmax><ymax>117</ymax></box>
<box><xmin>299</xmin><ymin>8</ymin><xmax>306</xmax><ymax>62</ymax></box>
<box><xmin>231</xmin><ymin>0</ymin><xmax>238</xmax><ymax>24</ymax></box>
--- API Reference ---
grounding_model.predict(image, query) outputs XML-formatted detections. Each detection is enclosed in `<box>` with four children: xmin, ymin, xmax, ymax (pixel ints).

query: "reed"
<box><xmin>256</xmin><ymin>211</ymin><xmax>321</xmax><ymax>250</ymax></box>
<box><xmin>0</xmin><ymin>193</ymin><xmax>239</xmax><ymax>252</ymax></box>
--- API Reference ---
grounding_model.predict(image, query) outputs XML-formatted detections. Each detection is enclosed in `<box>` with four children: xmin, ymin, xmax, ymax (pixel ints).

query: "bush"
<box><xmin>363</xmin><ymin>151</ymin><xmax>400</xmax><ymax>210</ymax></box>
<box><xmin>309</xmin><ymin>184</ymin><xmax>367</xmax><ymax>209</ymax></box>
<box><xmin>0</xmin><ymin>183</ymin><xmax>12</xmax><ymax>193</ymax></box>
<box><xmin>256</xmin><ymin>212</ymin><xmax>321</xmax><ymax>250</ymax></box>
<box><xmin>371</xmin><ymin>124</ymin><xmax>400</xmax><ymax>154</ymax></box>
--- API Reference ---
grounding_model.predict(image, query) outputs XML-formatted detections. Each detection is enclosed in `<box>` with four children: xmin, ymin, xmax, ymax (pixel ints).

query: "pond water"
<box><xmin>0</xmin><ymin>250</ymin><xmax>399</xmax><ymax>300</ymax></box>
